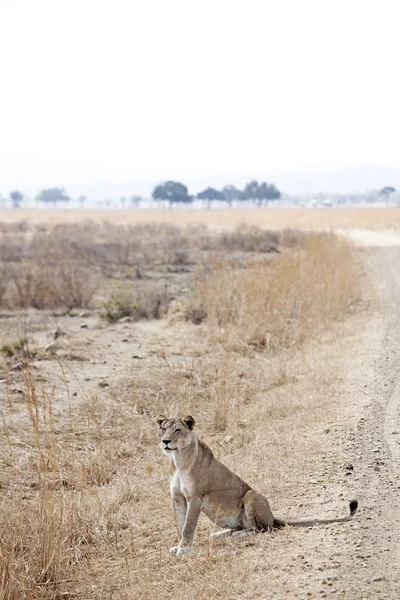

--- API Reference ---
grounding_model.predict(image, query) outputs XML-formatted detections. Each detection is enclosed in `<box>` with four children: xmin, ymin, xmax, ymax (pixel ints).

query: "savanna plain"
<box><xmin>1</xmin><ymin>208</ymin><xmax>400</xmax><ymax>600</ymax></box>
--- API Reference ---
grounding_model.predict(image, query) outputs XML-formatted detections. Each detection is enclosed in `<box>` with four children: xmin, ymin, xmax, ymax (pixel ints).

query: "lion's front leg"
<box><xmin>169</xmin><ymin>492</ymin><xmax>187</xmax><ymax>555</ymax></box>
<box><xmin>171</xmin><ymin>496</ymin><xmax>202</xmax><ymax>556</ymax></box>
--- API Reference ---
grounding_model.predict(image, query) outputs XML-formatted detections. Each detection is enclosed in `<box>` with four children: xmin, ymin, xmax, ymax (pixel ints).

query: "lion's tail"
<box><xmin>273</xmin><ymin>500</ymin><xmax>358</xmax><ymax>529</ymax></box>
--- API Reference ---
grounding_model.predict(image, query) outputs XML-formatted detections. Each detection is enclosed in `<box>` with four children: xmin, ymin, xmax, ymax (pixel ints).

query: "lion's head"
<box><xmin>156</xmin><ymin>415</ymin><xmax>195</xmax><ymax>455</ymax></box>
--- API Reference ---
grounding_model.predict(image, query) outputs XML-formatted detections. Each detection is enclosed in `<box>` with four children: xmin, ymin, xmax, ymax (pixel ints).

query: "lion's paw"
<box><xmin>176</xmin><ymin>545</ymin><xmax>192</xmax><ymax>555</ymax></box>
<box><xmin>170</xmin><ymin>544</ymin><xmax>192</xmax><ymax>556</ymax></box>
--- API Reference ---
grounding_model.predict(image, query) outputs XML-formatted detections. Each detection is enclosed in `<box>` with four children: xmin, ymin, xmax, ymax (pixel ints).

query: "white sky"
<box><xmin>0</xmin><ymin>0</ymin><xmax>399</xmax><ymax>195</ymax></box>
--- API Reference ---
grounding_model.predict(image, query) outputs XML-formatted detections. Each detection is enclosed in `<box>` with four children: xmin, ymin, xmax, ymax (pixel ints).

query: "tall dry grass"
<box><xmin>185</xmin><ymin>233</ymin><xmax>360</xmax><ymax>351</ymax></box>
<box><xmin>0</xmin><ymin>367</ymin><xmax>145</xmax><ymax>599</ymax></box>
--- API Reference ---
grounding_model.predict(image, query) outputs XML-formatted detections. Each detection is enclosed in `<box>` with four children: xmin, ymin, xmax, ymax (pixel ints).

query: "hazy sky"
<box><xmin>1</xmin><ymin>0</ymin><xmax>399</xmax><ymax>195</ymax></box>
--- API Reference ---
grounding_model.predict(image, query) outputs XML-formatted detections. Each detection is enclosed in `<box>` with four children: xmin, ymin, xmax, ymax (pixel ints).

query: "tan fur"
<box><xmin>156</xmin><ymin>415</ymin><xmax>358</xmax><ymax>555</ymax></box>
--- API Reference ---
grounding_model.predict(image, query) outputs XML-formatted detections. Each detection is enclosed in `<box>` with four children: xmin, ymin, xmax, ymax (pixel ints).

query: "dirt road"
<box><xmin>326</xmin><ymin>238</ymin><xmax>400</xmax><ymax>598</ymax></box>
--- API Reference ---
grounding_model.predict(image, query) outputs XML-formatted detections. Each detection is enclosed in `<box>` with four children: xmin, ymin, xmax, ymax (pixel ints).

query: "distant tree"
<box><xmin>241</xmin><ymin>180</ymin><xmax>262</xmax><ymax>207</ymax></box>
<box><xmin>379</xmin><ymin>186</ymin><xmax>396</xmax><ymax>204</ymax></box>
<box><xmin>197</xmin><ymin>187</ymin><xmax>224</xmax><ymax>209</ymax></box>
<box><xmin>36</xmin><ymin>187</ymin><xmax>70</xmax><ymax>206</ymax></box>
<box><xmin>10</xmin><ymin>190</ymin><xmax>24</xmax><ymax>209</ymax></box>
<box><xmin>222</xmin><ymin>184</ymin><xmax>241</xmax><ymax>208</ymax></box>
<box><xmin>152</xmin><ymin>181</ymin><xmax>192</xmax><ymax>209</ymax></box>
<box><xmin>78</xmin><ymin>195</ymin><xmax>86</xmax><ymax>208</ymax></box>
<box><xmin>380</xmin><ymin>186</ymin><xmax>396</xmax><ymax>196</ymax></box>
<box><xmin>130</xmin><ymin>195</ymin><xmax>142</xmax><ymax>208</ymax></box>
<box><xmin>241</xmin><ymin>180</ymin><xmax>280</xmax><ymax>208</ymax></box>
<box><xmin>260</xmin><ymin>182</ymin><xmax>281</xmax><ymax>206</ymax></box>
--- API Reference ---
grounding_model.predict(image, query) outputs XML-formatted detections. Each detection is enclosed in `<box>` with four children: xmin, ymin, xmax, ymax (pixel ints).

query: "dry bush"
<box><xmin>103</xmin><ymin>284</ymin><xmax>170</xmax><ymax>322</ymax></box>
<box><xmin>6</xmin><ymin>263</ymin><xmax>97</xmax><ymax>310</ymax></box>
<box><xmin>0</xmin><ymin>264</ymin><xmax>11</xmax><ymax>304</ymax></box>
<box><xmin>0</xmin><ymin>224</ymin><xmax>99</xmax><ymax>310</ymax></box>
<box><xmin>216</xmin><ymin>225</ymin><xmax>280</xmax><ymax>253</ymax></box>
<box><xmin>184</xmin><ymin>233</ymin><xmax>361</xmax><ymax>350</ymax></box>
<box><xmin>0</xmin><ymin>220</ymin><xmax>30</xmax><ymax>233</ymax></box>
<box><xmin>0</xmin><ymin>233</ymin><xmax>28</xmax><ymax>263</ymax></box>
<box><xmin>279</xmin><ymin>228</ymin><xmax>307</xmax><ymax>247</ymax></box>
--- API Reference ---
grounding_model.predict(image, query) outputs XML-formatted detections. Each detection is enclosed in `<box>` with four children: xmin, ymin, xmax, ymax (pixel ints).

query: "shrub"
<box><xmin>103</xmin><ymin>285</ymin><xmax>170</xmax><ymax>322</ymax></box>
<box><xmin>217</xmin><ymin>225</ymin><xmax>280</xmax><ymax>253</ymax></box>
<box><xmin>7</xmin><ymin>263</ymin><xmax>97</xmax><ymax>310</ymax></box>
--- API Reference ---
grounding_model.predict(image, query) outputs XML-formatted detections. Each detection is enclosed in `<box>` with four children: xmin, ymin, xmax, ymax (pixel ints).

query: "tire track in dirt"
<box><xmin>346</xmin><ymin>231</ymin><xmax>400</xmax><ymax>478</ymax></box>
<box><xmin>369</xmin><ymin>245</ymin><xmax>400</xmax><ymax>598</ymax></box>
<box><xmin>379</xmin><ymin>249</ymin><xmax>400</xmax><ymax>476</ymax></box>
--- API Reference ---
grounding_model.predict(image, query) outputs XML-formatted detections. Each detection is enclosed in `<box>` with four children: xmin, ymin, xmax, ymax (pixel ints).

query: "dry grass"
<box><xmin>184</xmin><ymin>233</ymin><xmax>360</xmax><ymax>351</ymax></box>
<box><xmin>0</xmin><ymin>222</ymin><xmax>290</xmax><ymax>313</ymax></box>
<box><xmin>1</xmin><ymin>206</ymin><xmax>400</xmax><ymax>230</ymax></box>
<box><xmin>0</xmin><ymin>226</ymin><xmax>365</xmax><ymax>599</ymax></box>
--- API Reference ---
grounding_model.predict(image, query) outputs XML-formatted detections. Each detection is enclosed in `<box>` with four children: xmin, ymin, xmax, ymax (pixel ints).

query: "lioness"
<box><xmin>157</xmin><ymin>414</ymin><xmax>358</xmax><ymax>555</ymax></box>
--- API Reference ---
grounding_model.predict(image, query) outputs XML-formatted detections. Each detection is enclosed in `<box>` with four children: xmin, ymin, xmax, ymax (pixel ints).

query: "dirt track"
<box><xmin>322</xmin><ymin>237</ymin><xmax>400</xmax><ymax>598</ymax></box>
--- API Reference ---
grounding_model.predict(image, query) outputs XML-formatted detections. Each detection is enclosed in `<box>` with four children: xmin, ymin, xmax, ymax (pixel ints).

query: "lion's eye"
<box><xmin>173</xmin><ymin>429</ymin><xmax>181</xmax><ymax>434</ymax></box>
<box><xmin>162</xmin><ymin>427</ymin><xmax>166</xmax><ymax>432</ymax></box>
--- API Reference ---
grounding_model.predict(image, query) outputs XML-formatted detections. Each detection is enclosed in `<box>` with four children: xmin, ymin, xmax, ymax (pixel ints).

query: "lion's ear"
<box><xmin>156</xmin><ymin>414</ymin><xmax>167</xmax><ymax>429</ymax></box>
<box><xmin>182</xmin><ymin>415</ymin><xmax>195</xmax><ymax>430</ymax></box>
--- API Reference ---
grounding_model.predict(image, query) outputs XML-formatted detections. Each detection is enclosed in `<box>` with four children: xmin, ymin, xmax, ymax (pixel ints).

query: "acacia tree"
<box><xmin>379</xmin><ymin>186</ymin><xmax>396</xmax><ymax>205</ymax></box>
<box><xmin>380</xmin><ymin>186</ymin><xmax>396</xmax><ymax>197</ymax></box>
<box><xmin>10</xmin><ymin>190</ymin><xmax>24</xmax><ymax>209</ymax></box>
<box><xmin>241</xmin><ymin>180</ymin><xmax>261</xmax><ymax>206</ymax></box>
<box><xmin>222</xmin><ymin>185</ymin><xmax>240</xmax><ymax>208</ymax></box>
<box><xmin>259</xmin><ymin>182</ymin><xmax>281</xmax><ymax>207</ymax></box>
<box><xmin>242</xmin><ymin>180</ymin><xmax>280</xmax><ymax>208</ymax></box>
<box><xmin>197</xmin><ymin>187</ymin><xmax>224</xmax><ymax>209</ymax></box>
<box><xmin>152</xmin><ymin>181</ymin><xmax>192</xmax><ymax>209</ymax></box>
<box><xmin>36</xmin><ymin>187</ymin><xmax>70</xmax><ymax>206</ymax></box>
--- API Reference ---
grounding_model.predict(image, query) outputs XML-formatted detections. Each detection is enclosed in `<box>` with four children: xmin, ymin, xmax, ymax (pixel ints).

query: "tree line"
<box><xmin>3</xmin><ymin>180</ymin><xmax>281</xmax><ymax>209</ymax></box>
<box><xmin>3</xmin><ymin>183</ymin><xmax>398</xmax><ymax>209</ymax></box>
<box><xmin>152</xmin><ymin>180</ymin><xmax>281</xmax><ymax>209</ymax></box>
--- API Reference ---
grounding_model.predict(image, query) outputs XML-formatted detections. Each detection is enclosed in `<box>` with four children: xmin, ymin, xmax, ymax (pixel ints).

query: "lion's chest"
<box><xmin>170</xmin><ymin>470</ymin><xmax>194</xmax><ymax>499</ymax></box>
